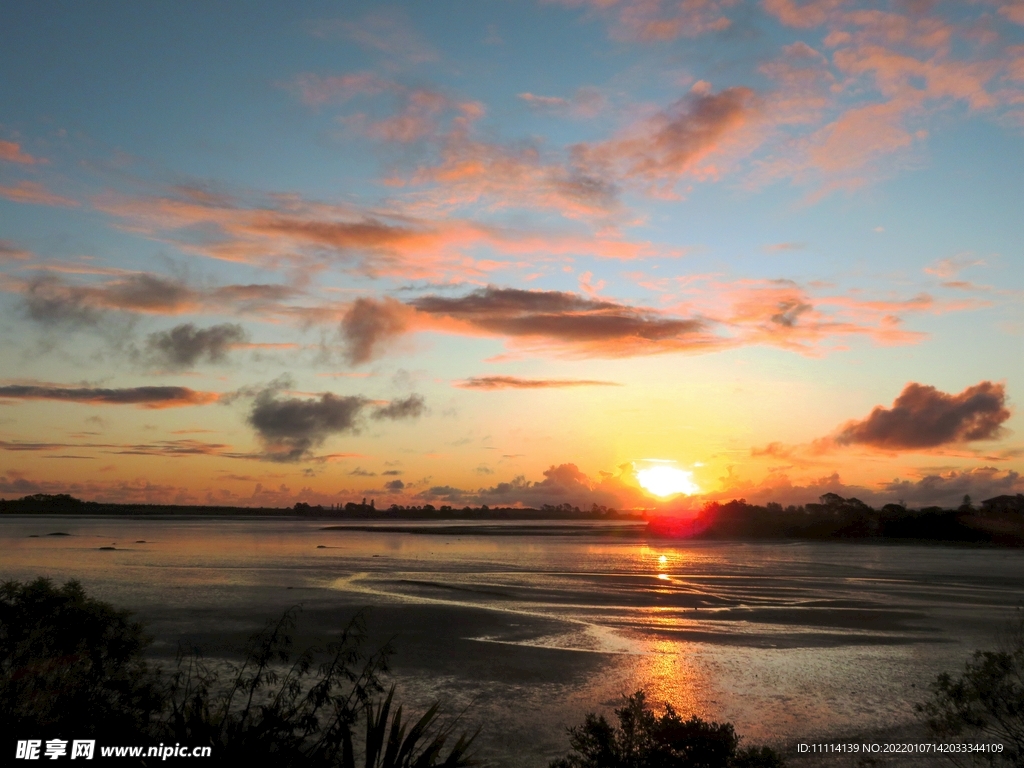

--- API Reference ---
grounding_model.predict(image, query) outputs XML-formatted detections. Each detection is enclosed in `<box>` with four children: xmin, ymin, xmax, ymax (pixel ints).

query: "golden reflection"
<box><xmin>628</xmin><ymin>637</ymin><xmax>708</xmax><ymax>720</ymax></box>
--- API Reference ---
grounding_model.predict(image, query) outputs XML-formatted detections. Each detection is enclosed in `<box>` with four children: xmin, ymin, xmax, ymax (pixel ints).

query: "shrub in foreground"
<box><xmin>0</xmin><ymin>578</ymin><xmax>476</xmax><ymax>766</ymax></box>
<box><xmin>0</xmin><ymin>578</ymin><xmax>161</xmax><ymax>742</ymax></box>
<box><xmin>550</xmin><ymin>690</ymin><xmax>785</xmax><ymax>768</ymax></box>
<box><xmin>916</xmin><ymin>614</ymin><xmax>1024</xmax><ymax>767</ymax></box>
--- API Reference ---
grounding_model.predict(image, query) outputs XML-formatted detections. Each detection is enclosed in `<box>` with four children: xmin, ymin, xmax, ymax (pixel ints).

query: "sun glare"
<box><xmin>636</xmin><ymin>464</ymin><xmax>699</xmax><ymax>497</ymax></box>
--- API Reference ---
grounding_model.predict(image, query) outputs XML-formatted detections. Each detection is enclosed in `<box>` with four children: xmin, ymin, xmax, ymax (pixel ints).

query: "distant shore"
<box><xmin>3</xmin><ymin>492</ymin><xmax>1023</xmax><ymax>546</ymax></box>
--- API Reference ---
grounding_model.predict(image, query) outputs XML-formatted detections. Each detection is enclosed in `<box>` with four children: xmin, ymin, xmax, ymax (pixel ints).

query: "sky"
<box><xmin>0</xmin><ymin>0</ymin><xmax>1022</xmax><ymax>511</ymax></box>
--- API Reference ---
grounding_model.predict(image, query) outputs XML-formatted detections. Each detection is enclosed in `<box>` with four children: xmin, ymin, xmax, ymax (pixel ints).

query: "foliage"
<box><xmin>549</xmin><ymin>691</ymin><xmax>785</xmax><ymax>768</ymax></box>
<box><xmin>0</xmin><ymin>579</ymin><xmax>476</xmax><ymax>767</ymax></box>
<box><xmin>0</xmin><ymin>578</ymin><xmax>162</xmax><ymax>740</ymax></box>
<box><xmin>162</xmin><ymin>607</ymin><xmax>476</xmax><ymax>767</ymax></box>
<box><xmin>916</xmin><ymin>614</ymin><xmax>1024</xmax><ymax>767</ymax></box>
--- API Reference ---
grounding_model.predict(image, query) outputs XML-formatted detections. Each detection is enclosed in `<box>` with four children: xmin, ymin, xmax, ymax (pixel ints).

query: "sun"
<box><xmin>636</xmin><ymin>462</ymin><xmax>700</xmax><ymax>497</ymax></box>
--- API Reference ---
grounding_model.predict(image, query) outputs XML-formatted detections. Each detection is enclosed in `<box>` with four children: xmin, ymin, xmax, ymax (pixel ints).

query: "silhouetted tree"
<box><xmin>0</xmin><ymin>578</ymin><xmax>162</xmax><ymax>741</ymax></box>
<box><xmin>916</xmin><ymin>613</ymin><xmax>1024</xmax><ymax>766</ymax></box>
<box><xmin>549</xmin><ymin>690</ymin><xmax>785</xmax><ymax>768</ymax></box>
<box><xmin>1</xmin><ymin>579</ymin><xmax>477</xmax><ymax>767</ymax></box>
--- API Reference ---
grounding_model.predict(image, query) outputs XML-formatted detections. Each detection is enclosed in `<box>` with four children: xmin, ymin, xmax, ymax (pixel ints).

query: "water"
<box><xmin>2</xmin><ymin>516</ymin><xmax>1022</xmax><ymax>765</ymax></box>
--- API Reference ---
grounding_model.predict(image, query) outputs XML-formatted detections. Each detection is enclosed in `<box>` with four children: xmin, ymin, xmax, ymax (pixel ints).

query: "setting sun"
<box><xmin>636</xmin><ymin>464</ymin><xmax>700</xmax><ymax>497</ymax></box>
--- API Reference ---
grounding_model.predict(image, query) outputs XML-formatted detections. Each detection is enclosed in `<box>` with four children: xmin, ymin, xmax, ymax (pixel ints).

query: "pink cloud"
<box><xmin>574</xmin><ymin>85</ymin><xmax>759</xmax><ymax>196</ymax></box>
<box><xmin>308</xmin><ymin>9</ymin><xmax>437</xmax><ymax>63</ymax></box>
<box><xmin>0</xmin><ymin>140</ymin><xmax>38</xmax><ymax>165</ymax></box>
<box><xmin>762</xmin><ymin>0</ymin><xmax>848</xmax><ymax>29</ymax></box>
<box><xmin>92</xmin><ymin>186</ymin><xmax>654</xmax><ymax>279</ymax></box>
<box><xmin>0</xmin><ymin>181</ymin><xmax>79</xmax><ymax>207</ymax></box>
<box><xmin>285</xmin><ymin>72</ymin><xmax>391</xmax><ymax>106</ymax></box>
<box><xmin>546</xmin><ymin>0</ymin><xmax>736</xmax><ymax>42</ymax></box>
<box><xmin>453</xmin><ymin>376</ymin><xmax>622</xmax><ymax>389</ymax></box>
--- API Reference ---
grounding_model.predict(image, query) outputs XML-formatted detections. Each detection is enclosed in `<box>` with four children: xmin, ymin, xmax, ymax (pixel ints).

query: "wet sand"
<box><xmin>2</xmin><ymin>516</ymin><xmax>1021</xmax><ymax>766</ymax></box>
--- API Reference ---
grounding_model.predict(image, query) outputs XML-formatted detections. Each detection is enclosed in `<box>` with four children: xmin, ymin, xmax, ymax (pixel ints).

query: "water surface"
<box><xmin>3</xmin><ymin>517</ymin><xmax>1021</xmax><ymax>765</ymax></box>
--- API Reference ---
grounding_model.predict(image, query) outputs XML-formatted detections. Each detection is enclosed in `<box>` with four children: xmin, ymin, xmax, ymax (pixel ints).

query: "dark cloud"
<box><xmin>381</xmin><ymin>470</ymin><xmax>402</xmax><ymax>476</ymax></box>
<box><xmin>19</xmin><ymin>272</ymin><xmax>296</xmax><ymax>326</ymax></box>
<box><xmin>372</xmin><ymin>394</ymin><xmax>426</xmax><ymax>420</ymax></box>
<box><xmin>455</xmin><ymin>376</ymin><xmax>621</xmax><ymax>390</ymax></box>
<box><xmin>835</xmin><ymin>381</ymin><xmax>1010</xmax><ymax>449</ymax></box>
<box><xmin>23</xmin><ymin>274</ymin><xmax>103</xmax><ymax>326</ymax></box>
<box><xmin>384</xmin><ymin>479</ymin><xmax>405</xmax><ymax>491</ymax></box>
<box><xmin>349</xmin><ymin>467</ymin><xmax>377</xmax><ymax>476</ymax></box>
<box><xmin>412</xmin><ymin>286</ymin><xmax>707</xmax><ymax>353</ymax></box>
<box><xmin>104</xmin><ymin>274</ymin><xmax>194</xmax><ymax>313</ymax></box>
<box><xmin>340</xmin><ymin>297</ymin><xmax>409</xmax><ymax>365</ymax></box>
<box><xmin>145</xmin><ymin>323</ymin><xmax>248</xmax><ymax>369</ymax></box>
<box><xmin>248</xmin><ymin>390</ymin><xmax>368</xmax><ymax>462</ymax></box>
<box><xmin>0</xmin><ymin>384</ymin><xmax>219</xmax><ymax>408</ymax></box>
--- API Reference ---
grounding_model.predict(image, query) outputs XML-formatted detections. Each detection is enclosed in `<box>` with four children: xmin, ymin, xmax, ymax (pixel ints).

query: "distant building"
<box><xmin>980</xmin><ymin>494</ymin><xmax>1024</xmax><ymax>514</ymax></box>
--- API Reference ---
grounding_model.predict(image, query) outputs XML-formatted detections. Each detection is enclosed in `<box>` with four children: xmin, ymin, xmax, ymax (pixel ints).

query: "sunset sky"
<box><xmin>1</xmin><ymin>0</ymin><xmax>1021</xmax><ymax>510</ymax></box>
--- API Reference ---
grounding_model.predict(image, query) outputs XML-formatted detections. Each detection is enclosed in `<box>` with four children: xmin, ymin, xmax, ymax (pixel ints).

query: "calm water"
<box><xmin>3</xmin><ymin>516</ymin><xmax>1023</xmax><ymax>765</ymax></box>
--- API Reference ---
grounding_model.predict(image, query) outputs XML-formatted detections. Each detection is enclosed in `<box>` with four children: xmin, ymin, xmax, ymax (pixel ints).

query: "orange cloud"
<box><xmin>285</xmin><ymin>71</ymin><xmax>390</xmax><ymax>106</ymax></box>
<box><xmin>545</xmin><ymin>0</ymin><xmax>735</xmax><ymax>42</ymax></box>
<box><xmin>574</xmin><ymin>85</ymin><xmax>758</xmax><ymax>196</ymax></box>
<box><xmin>518</xmin><ymin>87</ymin><xmax>607</xmax><ymax>118</ymax></box>
<box><xmin>0</xmin><ymin>383</ymin><xmax>220</xmax><ymax>408</ymax></box>
<box><xmin>0</xmin><ymin>181</ymin><xmax>79</xmax><ymax>207</ymax></box>
<box><xmin>310</xmin><ymin>9</ymin><xmax>438</xmax><ymax>64</ymax></box>
<box><xmin>0</xmin><ymin>140</ymin><xmax>38</xmax><ymax>165</ymax></box>
<box><xmin>454</xmin><ymin>376</ymin><xmax>622</xmax><ymax>389</ymax></box>
<box><xmin>93</xmin><ymin>186</ymin><xmax>653</xmax><ymax>278</ymax></box>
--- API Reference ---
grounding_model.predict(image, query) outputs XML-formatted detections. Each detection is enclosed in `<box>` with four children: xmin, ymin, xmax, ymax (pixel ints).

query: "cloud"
<box><xmin>248</xmin><ymin>389</ymin><xmax>368</xmax><ymax>462</ymax></box>
<box><xmin>416</xmin><ymin>461</ymin><xmax>652</xmax><ymax>509</ymax></box>
<box><xmin>337</xmin><ymin>278</ymin><xmax>952</xmax><ymax>363</ymax></box>
<box><xmin>285</xmin><ymin>72</ymin><xmax>391</xmax><ymax>106</ymax></box>
<box><xmin>246</xmin><ymin>387</ymin><xmax>426</xmax><ymax>462</ymax></box>
<box><xmin>0</xmin><ymin>240</ymin><xmax>32</xmax><ymax>262</ymax></box>
<box><xmin>310</xmin><ymin>9</ymin><xmax>438</xmax><ymax>64</ymax></box>
<box><xmin>546</xmin><ymin>0</ymin><xmax>734</xmax><ymax>42</ymax></box>
<box><xmin>340</xmin><ymin>297</ymin><xmax>412</xmax><ymax>365</ymax></box>
<box><xmin>0</xmin><ymin>140</ymin><xmax>39</xmax><ymax>165</ymax></box>
<box><xmin>518</xmin><ymin>87</ymin><xmax>607</xmax><ymax>118</ymax></box>
<box><xmin>406</xmin><ymin>126</ymin><xmax>623</xmax><ymax>221</ymax></box>
<box><xmin>14</xmin><ymin>272</ymin><xmax>297</xmax><ymax>326</ymax></box>
<box><xmin>409</xmin><ymin>286</ymin><xmax>713</xmax><ymax>356</ymax></box>
<box><xmin>384</xmin><ymin>479</ymin><xmax>406</xmax><ymax>491</ymax></box>
<box><xmin>0</xmin><ymin>181</ymin><xmax>78</xmax><ymax>207</ymax></box>
<box><xmin>454</xmin><ymin>376</ymin><xmax>622</xmax><ymax>389</ymax></box>
<box><xmin>345</xmin><ymin>89</ymin><xmax>476</xmax><ymax>144</ymax></box>
<box><xmin>371</xmin><ymin>394</ymin><xmax>426</xmax><ymax>420</ymax></box>
<box><xmin>573</xmin><ymin>85</ymin><xmax>758</xmax><ymax>195</ymax></box>
<box><xmin>145</xmin><ymin>323</ymin><xmax>249</xmax><ymax>369</ymax></box>
<box><xmin>93</xmin><ymin>186</ymin><xmax>650</xmax><ymax>277</ymax></box>
<box><xmin>0</xmin><ymin>384</ymin><xmax>219</xmax><ymax>408</ymax></box>
<box><xmin>762</xmin><ymin>0</ymin><xmax>846</xmax><ymax>29</ymax></box>
<box><xmin>835</xmin><ymin>381</ymin><xmax>1011</xmax><ymax>450</ymax></box>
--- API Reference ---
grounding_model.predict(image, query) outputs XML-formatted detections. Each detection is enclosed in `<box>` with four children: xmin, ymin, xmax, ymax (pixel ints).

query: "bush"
<box><xmin>550</xmin><ymin>690</ymin><xmax>785</xmax><ymax>768</ymax></box>
<box><xmin>162</xmin><ymin>607</ymin><xmax>477</xmax><ymax>767</ymax></box>
<box><xmin>0</xmin><ymin>578</ymin><xmax>161</xmax><ymax>741</ymax></box>
<box><xmin>916</xmin><ymin>614</ymin><xmax>1024</xmax><ymax>767</ymax></box>
<box><xmin>0</xmin><ymin>578</ymin><xmax>476</xmax><ymax>767</ymax></box>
